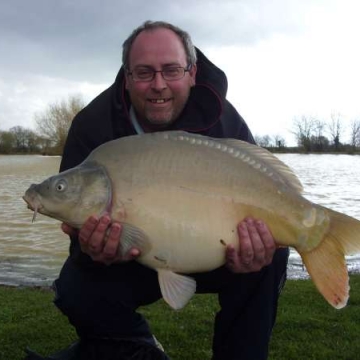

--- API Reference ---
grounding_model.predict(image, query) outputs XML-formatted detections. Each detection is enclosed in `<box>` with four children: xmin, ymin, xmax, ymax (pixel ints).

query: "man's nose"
<box><xmin>151</xmin><ymin>72</ymin><xmax>167</xmax><ymax>90</ymax></box>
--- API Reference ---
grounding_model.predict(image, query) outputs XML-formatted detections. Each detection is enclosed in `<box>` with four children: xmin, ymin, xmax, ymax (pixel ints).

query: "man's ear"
<box><xmin>124</xmin><ymin>71</ymin><xmax>130</xmax><ymax>90</ymax></box>
<box><xmin>189</xmin><ymin>64</ymin><xmax>197</xmax><ymax>86</ymax></box>
<box><xmin>125</xmin><ymin>78</ymin><xmax>129</xmax><ymax>90</ymax></box>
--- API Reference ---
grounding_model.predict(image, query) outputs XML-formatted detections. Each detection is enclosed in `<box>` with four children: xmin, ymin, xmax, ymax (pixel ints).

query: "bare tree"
<box><xmin>6</xmin><ymin>126</ymin><xmax>39</xmax><ymax>153</ymax></box>
<box><xmin>328</xmin><ymin>112</ymin><xmax>343</xmax><ymax>151</ymax></box>
<box><xmin>35</xmin><ymin>94</ymin><xmax>85</xmax><ymax>153</ymax></box>
<box><xmin>254</xmin><ymin>135</ymin><xmax>272</xmax><ymax>147</ymax></box>
<box><xmin>349</xmin><ymin>119</ymin><xmax>360</xmax><ymax>149</ymax></box>
<box><xmin>273</xmin><ymin>134</ymin><xmax>286</xmax><ymax>148</ymax></box>
<box><xmin>292</xmin><ymin>116</ymin><xmax>316</xmax><ymax>151</ymax></box>
<box><xmin>25</xmin><ymin>128</ymin><xmax>41</xmax><ymax>152</ymax></box>
<box><xmin>9</xmin><ymin>126</ymin><xmax>28</xmax><ymax>151</ymax></box>
<box><xmin>312</xmin><ymin>119</ymin><xmax>328</xmax><ymax>151</ymax></box>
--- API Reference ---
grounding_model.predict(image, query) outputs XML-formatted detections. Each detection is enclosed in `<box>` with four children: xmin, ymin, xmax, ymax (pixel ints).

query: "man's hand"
<box><xmin>226</xmin><ymin>217</ymin><xmax>276</xmax><ymax>273</ymax></box>
<box><xmin>61</xmin><ymin>214</ymin><xmax>140</xmax><ymax>264</ymax></box>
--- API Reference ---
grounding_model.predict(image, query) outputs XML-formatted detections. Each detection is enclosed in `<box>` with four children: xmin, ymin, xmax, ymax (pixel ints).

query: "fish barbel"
<box><xmin>23</xmin><ymin>131</ymin><xmax>360</xmax><ymax>309</ymax></box>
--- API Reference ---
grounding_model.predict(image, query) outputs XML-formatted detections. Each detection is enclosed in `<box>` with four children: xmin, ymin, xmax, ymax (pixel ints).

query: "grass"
<box><xmin>0</xmin><ymin>275</ymin><xmax>359</xmax><ymax>360</ymax></box>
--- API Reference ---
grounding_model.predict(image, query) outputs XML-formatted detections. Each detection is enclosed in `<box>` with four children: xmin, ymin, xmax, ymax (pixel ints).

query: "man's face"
<box><xmin>125</xmin><ymin>28</ymin><xmax>197</xmax><ymax>130</ymax></box>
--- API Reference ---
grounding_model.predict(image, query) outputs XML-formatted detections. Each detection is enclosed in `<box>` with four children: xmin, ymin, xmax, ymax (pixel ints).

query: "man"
<box><xmin>48</xmin><ymin>21</ymin><xmax>288</xmax><ymax>360</ymax></box>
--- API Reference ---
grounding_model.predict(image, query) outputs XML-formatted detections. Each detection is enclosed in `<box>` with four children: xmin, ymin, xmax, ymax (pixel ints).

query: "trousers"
<box><xmin>53</xmin><ymin>247</ymin><xmax>289</xmax><ymax>360</ymax></box>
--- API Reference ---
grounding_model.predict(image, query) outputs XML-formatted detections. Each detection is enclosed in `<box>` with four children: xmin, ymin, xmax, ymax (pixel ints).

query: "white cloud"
<box><xmin>0</xmin><ymin>74</ymin><xmax>108</xmax><ymax>131</ymax></box>
<box><xmin>0</xmin><ymin>0</ymin><xmax>359</xmax><ymax>146</ymax></box>
<box><xmin>203</xmin><ymin>0</ymin><xmax>360</xmax><ymax>145</ymax></box>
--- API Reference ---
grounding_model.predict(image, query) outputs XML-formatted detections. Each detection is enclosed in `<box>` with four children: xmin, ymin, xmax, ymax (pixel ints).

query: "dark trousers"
<box><xmin>53</xmin><ymin>248</ymin><xmax>289</xmax><ymax>360</ymax></box>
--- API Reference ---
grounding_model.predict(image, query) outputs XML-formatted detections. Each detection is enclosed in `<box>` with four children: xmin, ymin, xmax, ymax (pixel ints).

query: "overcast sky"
<box><xmin>1</xmin><ymin>0</ymin><xmax>359</xmax><ymax>145</ymax></box>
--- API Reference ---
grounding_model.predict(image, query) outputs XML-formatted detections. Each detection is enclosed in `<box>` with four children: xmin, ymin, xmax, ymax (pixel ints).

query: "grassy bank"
<box><xmin>1</xmin><ymin>275</ymin><xmax>359</xmax><ymax>360</ymax></box>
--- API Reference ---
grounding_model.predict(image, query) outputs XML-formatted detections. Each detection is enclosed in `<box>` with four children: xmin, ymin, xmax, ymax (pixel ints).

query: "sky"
<box><xmin>1</xmin><ymin>0</ymin><xmax>359</xmax><ymax>146</ymax></box>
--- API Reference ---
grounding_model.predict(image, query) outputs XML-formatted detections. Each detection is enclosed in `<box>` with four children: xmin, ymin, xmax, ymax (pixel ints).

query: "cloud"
<box><xmin>0</xmin><ymin>0</ymin><xmax>359</xmax><ymax>143</ymax></box>
<box><xmin>0</xmin><ymin>0</ymin><xmax>310</xmax><ymax>81</ymax></box>
<box><xmin>0</xmin><ymin>73</ymin><xmax>106</xmax><ymax>130</ymax></box>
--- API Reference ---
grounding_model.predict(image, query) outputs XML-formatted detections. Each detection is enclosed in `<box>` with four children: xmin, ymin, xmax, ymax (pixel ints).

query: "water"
<box><xmin>0</xmin><ymin>154</ymin><xmax>359</xmax><ymax>286</ymax></box>
<box><xmin>0</xmin><ymin>155</ymin><xmax>67</xmax><ymax>286</ymax></box>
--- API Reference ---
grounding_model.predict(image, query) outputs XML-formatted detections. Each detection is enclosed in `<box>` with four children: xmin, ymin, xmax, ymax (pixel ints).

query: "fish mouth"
<box><xmin>22</xmin><ymin>195</ymin><xmax>42</xmax><ymax>223</ymax></box>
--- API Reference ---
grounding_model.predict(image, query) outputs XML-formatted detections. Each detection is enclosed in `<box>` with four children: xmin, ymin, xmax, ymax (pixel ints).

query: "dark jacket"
<box><xmin>60</xmin><ymin>48</ymin><xmax>255</xmax><ymax>265</ymax></box>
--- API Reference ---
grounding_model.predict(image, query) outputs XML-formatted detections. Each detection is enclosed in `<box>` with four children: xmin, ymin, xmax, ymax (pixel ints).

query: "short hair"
<box><xmin>122</xmin><ymin>20</ymin><xmax>197</xmax><ymax>70</ymax></box>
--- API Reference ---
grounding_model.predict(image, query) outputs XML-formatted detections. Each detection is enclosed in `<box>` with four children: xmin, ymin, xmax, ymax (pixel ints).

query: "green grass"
<box><xmin>1</xmin><ymin>275</ymin><xmax>359</xmax><ymax>360</ymax></box>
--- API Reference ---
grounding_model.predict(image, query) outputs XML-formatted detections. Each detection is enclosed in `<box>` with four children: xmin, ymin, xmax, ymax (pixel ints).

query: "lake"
<box><xmin>0</xmin><ymin>153</ymin><xmax>359</xmax><ymax>286</ymax></box>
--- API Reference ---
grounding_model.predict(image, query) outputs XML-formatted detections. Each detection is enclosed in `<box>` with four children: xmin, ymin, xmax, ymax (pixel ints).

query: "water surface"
<box><xmin>0</xmin><ymin>155</ymin><xmax>67</xmax><ymax>286</ymax></box>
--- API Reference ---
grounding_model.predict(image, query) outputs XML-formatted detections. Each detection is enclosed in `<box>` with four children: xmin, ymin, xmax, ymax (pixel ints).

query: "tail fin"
<box><xmin>301</xmin><ymin>209</ymin><xmax>360</xmax><ymax>309</ymax></box>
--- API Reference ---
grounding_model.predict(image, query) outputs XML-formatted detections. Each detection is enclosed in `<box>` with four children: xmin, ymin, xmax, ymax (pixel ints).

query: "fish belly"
<box><xmin>119</xmin><ymin>185</ymin><xmax>319</xmax><ymax>274</ymax></box>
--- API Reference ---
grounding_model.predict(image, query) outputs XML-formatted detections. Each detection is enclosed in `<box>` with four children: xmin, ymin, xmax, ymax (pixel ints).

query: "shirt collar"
<box><xmin>129</xmin><ymin>106</ymin><xmax>144</xmax><ymax>134</ymax></box>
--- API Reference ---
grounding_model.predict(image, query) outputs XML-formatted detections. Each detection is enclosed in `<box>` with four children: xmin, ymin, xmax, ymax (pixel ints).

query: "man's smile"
<box><xmin>148</xmin><ymin>98</ymin><xmax>172</xmax><ymax>104</ymax></box>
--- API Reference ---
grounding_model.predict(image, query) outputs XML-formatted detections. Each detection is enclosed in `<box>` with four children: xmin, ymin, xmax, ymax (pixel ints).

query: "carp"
<box><xmin>23</xmin><ymin>131</ymin><xmax>360</xmax><ymax>309</ymax></box>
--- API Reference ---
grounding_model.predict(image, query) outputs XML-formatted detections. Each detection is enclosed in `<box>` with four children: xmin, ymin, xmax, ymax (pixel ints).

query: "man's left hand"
<box><xmin>226</xmin><ymin>217</ymin><xmax>276</xmax><ymax>273</ymax></box>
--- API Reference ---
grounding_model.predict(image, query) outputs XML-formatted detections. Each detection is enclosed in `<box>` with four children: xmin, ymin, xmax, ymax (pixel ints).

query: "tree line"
<box><xmin>1</xmin><ymin>95</ymin><xmax>360</xmax><ymax>154</ymax></box>
<box><xmin>256</xmin><ymin>113</ymin><xmax>360</xmax><ymax>153</ymax></box>
<box><xmin>0</xmin><ymin>95</ymin><xmax>85</xmax><ymax>155</ymax></box>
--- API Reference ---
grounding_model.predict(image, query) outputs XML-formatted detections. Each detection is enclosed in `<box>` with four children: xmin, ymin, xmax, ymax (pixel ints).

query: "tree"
<box><xmin>26</xmin><ymin>128</ymin><xmax>41</xmax><ymax>152</ymax></box>
<box><xmin>254</xmin><ymin>135</ymin><xmax>286</xmax><ymax>149</ymax></box>
<box><xmin>0</xmin><ymin>131</ymin><xmax>15</xmax><ymax>153</ymax></box>
<box><xmin>312</xmin><ymin>119</ymin><xmax>328</xmax><ymax>151</ymax></box>
<box><xmin>310</xmin><ymin>135</ymin><xmax>329</xmax><ymax>152</ymax></box>
<box><xmin>7</xmin><ymin>126</ymin><xmax>41</xmax><ymax>153</ymax></box>
<box><xmin>328</xmin><ymin>112</ymin><xmax>343</xmax><ymax>151</ymax></box>
<box><xmin>292</xmin><ymin>116</ymin><xmax>316</xmax><ymax>151</ymax></box>
<box><xmin>35</xmin><ymin>94</ymin><xmax>85</xmax><ymax>154</ymax></box>
<box><xmin>349</xmin><ymin>119</ymin><xmax>360</xmax><ymax>149</ymax></box>
<box><xmin>9</xmin><ymin>126</ymin><xmax>29</xmax><ymax>152</ymax></box>
<box><xmin>255</xmin><ymin>135</ymin><xmax>272</xmax><ymax>147</ymax></box>
<box><xmin>273</xmin><ymin>134</ymin><xmax>286</xmax><ymax>148</ymax></box>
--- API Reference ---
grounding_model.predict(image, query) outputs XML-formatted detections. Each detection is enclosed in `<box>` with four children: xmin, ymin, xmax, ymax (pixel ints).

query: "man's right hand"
<box><xmin>61</xmin><ymin>214</ymin><xmax>141</xmax><ymax>264</ymax></box>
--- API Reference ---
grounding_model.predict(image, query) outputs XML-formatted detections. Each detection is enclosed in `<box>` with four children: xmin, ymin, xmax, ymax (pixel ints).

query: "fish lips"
<box><xmin>23</xmin><ymin>190</ymin><xmax>43</xmax><ymax>222</ymax></box>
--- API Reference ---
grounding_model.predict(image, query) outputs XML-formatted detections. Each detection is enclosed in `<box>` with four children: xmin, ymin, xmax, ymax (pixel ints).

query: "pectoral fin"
<box><xmin>119</xmin><ymin>223</ymin><xmax>151</xmax><ymax>256</ymax></box>
<box><xmin>157</xmin><ymin>269</ymin><xmax>196</xmax><ymax>310</ymax></box>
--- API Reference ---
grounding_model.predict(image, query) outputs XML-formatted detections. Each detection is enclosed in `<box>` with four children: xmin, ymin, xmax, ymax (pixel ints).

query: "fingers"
<box><xmin>61</xmin><ymin>222</ymin><xmax>78</xmax><ymax>237</ymax></box>
<box><xmin>102</xmin><ymin>221</ymin><xmax>140</xmax><ymax>261</ymax></box>
<box><xmin>76</xmin><ymin>215</ymin><xmax>140</xmax><ymax>264</ymax></box>
<box><xmin>237</xmin><ymin>220</ymin><xmax>254</xmax><ymax>265</ymax></box>
<box><xmin>226</xmin><ymin>217</ymin><xmax>277</xmax><ymax>273</ymax></box>
<box><xmin>225</xmin><ymin>244</ymin><xmax>242</xmax><ymax>271</ymax></box>
<box><xmin>254</xmin><ymin>219</ymin><xmax>276</xmax><ymax>265</ymax></box>
<box><xmin>103</xmin><ymin>222</ymin><xmax>122</xmax><ymax>259</ymax></box>
<box><xmin>84</xmin><ymin>215</ymin><xmax>111</xmax><ymax>254</ymax></box>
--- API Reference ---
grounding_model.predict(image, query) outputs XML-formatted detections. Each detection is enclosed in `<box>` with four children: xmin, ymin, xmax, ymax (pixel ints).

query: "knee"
<box><xmin>52</xmin><ymin>278</ymin><xmax>89</xmax><ymax>320</ymax></box>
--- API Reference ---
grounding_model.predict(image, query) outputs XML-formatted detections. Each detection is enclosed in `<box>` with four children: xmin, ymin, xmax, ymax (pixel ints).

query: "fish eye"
<box><xmin>55</xmin><ymin>180</ymin><xmax>67</xmax><ymax>192</ymax></box>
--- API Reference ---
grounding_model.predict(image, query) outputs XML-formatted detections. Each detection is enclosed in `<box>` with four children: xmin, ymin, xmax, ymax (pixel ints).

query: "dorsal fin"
<box><xmin>160</xmin><ymin>131</ymin><xmax>303</xmax><ymax>193</ymax></box>
<box><xmin>218</xmin><ymin>138</ymin><xmax>303</xmax><ymax>193</ymax></box>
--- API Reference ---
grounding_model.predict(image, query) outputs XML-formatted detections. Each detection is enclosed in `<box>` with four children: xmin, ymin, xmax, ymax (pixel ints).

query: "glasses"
<box><xmin>127</xmin><ymin>65</ymin><xmax>192</xmax><ymax>82</ymax></box>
